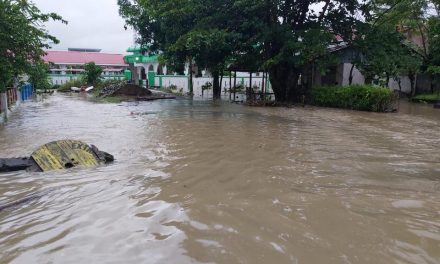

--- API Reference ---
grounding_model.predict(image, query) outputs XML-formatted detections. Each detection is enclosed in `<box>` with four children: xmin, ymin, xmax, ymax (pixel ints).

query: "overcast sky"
<box><xmin>32</xmin><ymin>0</ymin><xmax>134</xmax><ymax>54</ymax></box>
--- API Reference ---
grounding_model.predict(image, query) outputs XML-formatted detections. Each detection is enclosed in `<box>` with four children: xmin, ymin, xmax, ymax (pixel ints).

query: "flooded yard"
<box><xmin>0</xmin><ymin>94</ymin><xmax>439</xmax><ymax>263</ymax></box>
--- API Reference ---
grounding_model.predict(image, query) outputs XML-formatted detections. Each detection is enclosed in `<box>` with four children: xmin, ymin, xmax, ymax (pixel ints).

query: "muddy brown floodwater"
<box><xmin>0</xmin><ymin>94</ymin><xmax>439</xmax><ymax>264</ymax></box>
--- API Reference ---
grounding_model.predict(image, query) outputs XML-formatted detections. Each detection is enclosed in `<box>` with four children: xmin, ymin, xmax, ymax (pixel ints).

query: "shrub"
<box><xmin>310</xmin><ymin>84</ymin><xmax>396</xmax><ymax>112</ymax></box>
<box><xmin>58</xmin><ymin>79</ymin><xmax>86</xmax><ymax>92</ymax></box>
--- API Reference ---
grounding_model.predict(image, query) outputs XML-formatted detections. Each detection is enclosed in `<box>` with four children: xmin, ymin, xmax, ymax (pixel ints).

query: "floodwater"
<box><xmin>0</xmin><ymin>94</ymin><xmax>439</xmax><ymax>264</ymax></box>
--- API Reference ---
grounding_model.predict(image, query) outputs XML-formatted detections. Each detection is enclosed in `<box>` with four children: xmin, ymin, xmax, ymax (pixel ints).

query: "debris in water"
<box><xmin>0</xmin><ymin>140</ymin><xmax>114</xmax><ymax>172</ymax></box>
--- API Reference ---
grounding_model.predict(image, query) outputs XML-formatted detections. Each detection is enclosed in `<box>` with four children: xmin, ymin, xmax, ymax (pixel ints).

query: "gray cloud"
<box><xmin>32</xmin><ymin>0</ymin><xmax>134</xmax><ymax>54</ymax></box>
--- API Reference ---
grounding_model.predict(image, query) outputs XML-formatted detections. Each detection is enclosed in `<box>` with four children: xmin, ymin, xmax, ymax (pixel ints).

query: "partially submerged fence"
<box><xmin>21</xmin><ymin>84</ymin><xmax>33</xmax><ymax>101</ymax></box>
<box><xmin>0</xmin><ymin>84</ymin><xmax>34</xmax><ymax>116</ymax></box>
<box><xmin>6</xmin><ymin>87</ymin><xmax>17</xmax><ymax>107</ymax></box>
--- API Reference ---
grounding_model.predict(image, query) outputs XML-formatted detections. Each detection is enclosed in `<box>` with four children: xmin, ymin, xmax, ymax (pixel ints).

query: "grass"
<box><xmin>310</xmin><ymin>84</ymin><xmax>397</xmax><ymax>112</ymax></box>
<box><xmin>411</xmin><ymin>93</ymin><xmax>440</xmax><ymax>103</ymax></box>
<box><xmin>99</xmin><ymin>96</ymin><xmax>127</xmax><ymax>103</ymax></box>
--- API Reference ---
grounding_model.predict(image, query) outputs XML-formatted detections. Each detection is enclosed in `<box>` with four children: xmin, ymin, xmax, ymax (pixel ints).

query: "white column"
<box><xmin>16</xmin><ymin>88</ymin><xmax>22</xmax><ymax>105</ymax></box>
<box><xmin>0</xmin><ymin>92</ymin><xmax>8</xmax><ymax>119</ymax></box>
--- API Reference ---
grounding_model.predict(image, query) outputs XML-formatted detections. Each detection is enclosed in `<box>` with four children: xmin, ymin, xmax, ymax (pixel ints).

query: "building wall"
<box><xmin>48</xmin><ymin>62</ymin><xmax>127</xmax><ymax>85</ymax></box>
<box><xmin>49</xmin><ymin>74</ymin><xmax>125</xmax><ymax>85</ymax></box>
<box><xmin>388</xmin><ymin>76</ymin><xmax>412</xmax><ymax>94</ymax></box>
<box><xmin>341</xmin><ymin>63</ymin><xmax>365</xmax><ymax>86</ymax></box>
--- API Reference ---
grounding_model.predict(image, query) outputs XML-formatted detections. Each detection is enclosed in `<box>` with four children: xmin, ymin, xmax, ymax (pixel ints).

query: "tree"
<box><xmin>118</xmin><ymin>0</ymin><xmax>364</xmax><ymax>102</ymax></box>
<box><xmin>254</xmin><ymin>0</ymin><xmax>363</xmax><ymax>102</ymax></box>
<box><xmin>0</xmin><ymin>0</ymin><xmax>65</xmax><ymax>92</ymax></box>
<box><xmin>369</xmin><ymin>0</ymin><xmax>440</xmax><ymax>94</ymax></box>
<box><xmin>83</xmin><ymin>62</ymin><xmax>103</xmax><ymax>86</ymax></box>
<box><xmin>426</xmin><ymin>17</ymin><xmax>440</xmax><ymax>92</ymax></box>
<box><xmin>28</xmin><ymin>62</ymin><xmax>51</xmax><ymax>91</ymax></box>
<box><xmin>350</xmin><ymin>23</ymin><xmax>421</xmax><ymax>88</ymax></box>
<box><xmin>119</xmin><ymin>0</ymin><xmax>239</xmax><ymax>99</ymax></box>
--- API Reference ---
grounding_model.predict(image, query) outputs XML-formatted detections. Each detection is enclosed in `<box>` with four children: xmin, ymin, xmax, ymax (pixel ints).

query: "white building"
<box><xmin>43</xmin><ymin>48</ymin><xmax>128</xmax><ymax>85</ymax></box>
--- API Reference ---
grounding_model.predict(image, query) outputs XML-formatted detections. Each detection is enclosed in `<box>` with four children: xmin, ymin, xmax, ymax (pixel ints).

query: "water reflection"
<box><xmin>0</xmin><ymin>94</ymin><xmax>439</xmax><ymax>263</ymax></box>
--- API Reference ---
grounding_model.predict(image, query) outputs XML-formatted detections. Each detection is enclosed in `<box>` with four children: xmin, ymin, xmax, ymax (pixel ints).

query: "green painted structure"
<box><xmin>124</xmin><ymin>46</ymin><xmax>158</xmax><ymax>64</ymax></box>
<box><xmin>124</xmin><ymin>69</ymin><xmax>132</xmax><ymax>80</ymax></box>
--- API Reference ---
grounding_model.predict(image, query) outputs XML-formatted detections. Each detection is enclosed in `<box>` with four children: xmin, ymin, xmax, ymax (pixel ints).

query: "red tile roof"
<box><xmin>43</xmin><ymin>50</ymin><xmax>127</xmax><ymax>66</ymax></box>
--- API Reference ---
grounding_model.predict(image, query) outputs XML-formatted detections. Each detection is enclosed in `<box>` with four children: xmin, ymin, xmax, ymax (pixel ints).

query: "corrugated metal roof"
<box><xmin>43</xmin><ymin>50</ymin><xmax>127</xmax><ymax>66</ymax></box>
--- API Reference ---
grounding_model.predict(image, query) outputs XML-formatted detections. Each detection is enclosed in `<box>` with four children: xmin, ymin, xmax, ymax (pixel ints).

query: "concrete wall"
<box><xmin>388</xmin><ymin>76</ymin><xmax>412</xmax><ymax>94</ymax></box>
<box><xmin>152</xmin><ymin>75</ymin><xmax>272</xmax><ymax>96</ymax></box>
<box><xmin>341</xmin><ymin>63</ymin><xmax>365</xmax><ymax>86</ymax></box>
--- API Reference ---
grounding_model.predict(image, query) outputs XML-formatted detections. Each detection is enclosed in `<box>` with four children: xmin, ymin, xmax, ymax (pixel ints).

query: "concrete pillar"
<box><xmin>0</xmin><ymin>92</ymin><xmax>8</xmax><ymax>119</ymax></box>
<box><xmin>16</xmin><ymin>88</ymin><xmax>22</xmax><ymax>105</ymax></box>
<box><xmin>129</xmin><ymin>64</ymin><xmax>139</xmax><ymax>84</ymax></box>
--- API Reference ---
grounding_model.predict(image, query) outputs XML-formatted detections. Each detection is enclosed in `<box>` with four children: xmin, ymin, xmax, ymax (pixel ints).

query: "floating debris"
<box><xmin>0</xmin><ymin>140</ymin><xmax>114</xmax><ymax>172</ymax></box>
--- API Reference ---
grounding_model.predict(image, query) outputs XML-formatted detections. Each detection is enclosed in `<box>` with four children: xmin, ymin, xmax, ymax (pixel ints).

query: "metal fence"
<box><xmin>7</xmin><ymin>87</ymin><xmax>17</xmax><ymax>106</ymax></box>
<box><xmin>21</xmin><ymin>84</ymin><xmax>33</xmax><ymax>101</ymax></box>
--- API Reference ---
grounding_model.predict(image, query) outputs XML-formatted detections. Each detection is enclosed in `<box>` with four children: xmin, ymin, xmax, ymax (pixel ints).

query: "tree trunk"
<box><xmin>220</xmin><ymin>73</ymin><xmax>224</xmax><ymax>93</ymax></box>
<box><xmin>189</xmin><ymin>60</ymin><xmax>193</xmax><ymax>95</ymax></box>
<box><xmin>129</xmin><ymin>64</ymin><xmax>138</xmax><ymax>84</ymax></box>
<box><xmin>397</xmin><ymin>77</ymin><xmax>402</xmax><ymax>94</ymax></box>
<box><xmin>349</xmin><ymin>64</ymin><xmax>355</xmax><ymax>85</ymax></box>
<box><xmin>212</xmin><ymin>70</ymin><xmax>221</xmax><ymax>100</ymax></box>
<box><xmin>248</xmin><ymin>72</ymin><xmax>253</xmax><ymax>102</ymax></box>
<box><xmin>233</xmin><ymin>71</ymin><xmax>237</xmax><ymax>101</ymax></box>
<box><xmin>229</xmin><ymin>71</ymin><xmax>232</xmax><ymax>100</ymax></box>
<box><xmin>409</xmin><ymin>73</ymin><xmax>416</xmax><ymax>97</ymax></box>
<box><xmin>268</xmin><ymin>63</ymin><xmax>300</xmax><ymax>102</ymax></box>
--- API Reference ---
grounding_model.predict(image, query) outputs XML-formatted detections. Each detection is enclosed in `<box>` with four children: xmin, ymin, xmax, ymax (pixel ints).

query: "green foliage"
<box><xmin>310</xmin><ymin>85</ymin><xmax>396</xmax><ymax>112</ymax></box>
<box><xmin>58</xmin><ymin>79</ymin><xmax>85</xmax><ymax>92</ymax></box>
<box><xmin>412</xmin><ymin>93</ymin><xmax>440</xmax><ymax>102</ymax></box>
<box><xmin>0</xmin><ymin>0</ymin><xmax>65</xmax><ymax>92</ymax></box>
<box><xmin>118</xmin><ymin>0</ymin><xmax>364</xmax><ymax>102</ymax></box>
<box><xmin>83</xmin><ymin>62</ymin><xmax>103</xmax><ymax>85</ymax></box>
<box><xmin>368</xmin><ymin>0</ymin><xmax>439</xmax><ymax>79</ymax></box>
<box><xmin>28</xmin><ymin>62</ymin><xmax>51</xmax><ymax>90</ymax></box>
<box><xmin>351</xmin><ymin>23</ymin><xmax>422</xmax><ymax>85</ymax></box>
<box><xmin>428</xmin><ymin>18</ymin><xmax>440</xmax><ymax>66</ymax></box>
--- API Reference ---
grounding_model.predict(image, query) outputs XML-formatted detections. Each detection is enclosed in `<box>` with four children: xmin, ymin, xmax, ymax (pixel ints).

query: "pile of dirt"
<box><xmin>100</xmin><ymin>82</ymin><xmax>152</xmax><ymax>97</ymax></box>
